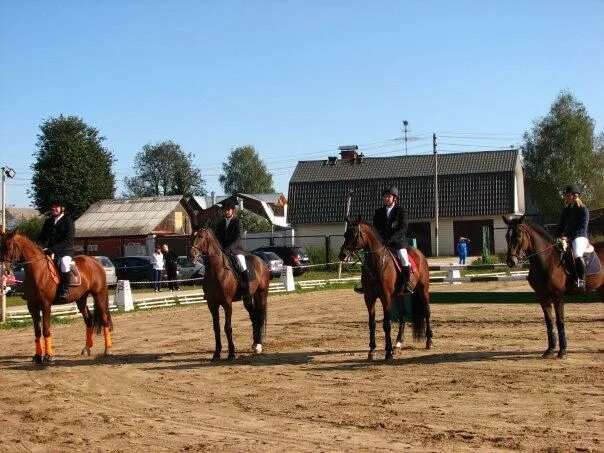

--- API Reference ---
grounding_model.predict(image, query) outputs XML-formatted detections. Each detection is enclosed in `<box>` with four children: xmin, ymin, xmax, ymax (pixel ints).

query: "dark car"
<box><xmin>111</xmin><ymin>256</ymin><xmax>156</xmax><ymax>288</ymax></box>
<box><xmin>252</xmin><ymin>246</ymin><xmax>311</xmax><ymax>276</ymax></box>
<box><xmin>252</xmin><ymin>250</ymin><xmax>284</xmax><ymax>279</ymax></box>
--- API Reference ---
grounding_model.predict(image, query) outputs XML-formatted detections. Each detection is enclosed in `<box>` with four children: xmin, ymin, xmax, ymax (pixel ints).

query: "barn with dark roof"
<box><xmin>287</xmin><ymin>148</ymin><xmax>525</xmax><ymax>256</ymax></box>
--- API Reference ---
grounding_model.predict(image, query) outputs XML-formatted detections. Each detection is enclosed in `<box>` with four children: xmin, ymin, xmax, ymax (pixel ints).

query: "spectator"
<box><xmin>457</xmin><ymin>237</ymin><xmax>470</xmax><ymax>265</ymax></box>
<box><xmin>162</xmin><ymin>243</ymin><xmax>180</xmax><ymax>291</ymax></box>
<box><xmin>151</xmin><ymin>245</ymin><xmax>164</xmax><ymax>292</ymax></box>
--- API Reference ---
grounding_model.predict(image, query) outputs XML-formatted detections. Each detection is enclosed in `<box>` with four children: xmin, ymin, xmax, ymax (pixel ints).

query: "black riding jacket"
<box><xmin>373</xmin><ymin>204</ymin><xmax>409</xmax><ymax>248</ymax></box>
<box><xmin>214</xmin><ymin>216</ymin><xmax>245</xmax><ymax>254</ymax></box>
<box><xmin>38</xmin><ymin>214</ymin><xmax>75</xmax><ymax>257</ymax></box>
<box><xmin>555</xmin><ymin>204</ymin><xmax>589</xmax><ymax>239</ymax></box>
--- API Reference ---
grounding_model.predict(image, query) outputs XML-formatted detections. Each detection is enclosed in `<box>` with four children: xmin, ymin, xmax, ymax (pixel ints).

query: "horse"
<box><xmin>0</xmin><ymin>230</ymin><xmax>113</xmax><ymax>364</ymax></box>
<box><xmin>188</xmin><ymin>225</ymin><xmax>270</xmax><ymax>360</ymax></box>
<box><xmin>503</xmin><ymin>214</ymin><xmax>604</xmax><ymax>358</ymax></box>
<box><xmin>338</xmin><ymin>218</ymin><xmax>433</xmax><ymax>360</ymax></box>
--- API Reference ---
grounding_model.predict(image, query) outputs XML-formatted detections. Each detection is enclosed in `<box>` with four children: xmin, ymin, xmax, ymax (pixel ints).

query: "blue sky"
<box><xmin>1</xmin><ymin>1</ymin><xmax>602</xmax><ymax>208</ymax></box>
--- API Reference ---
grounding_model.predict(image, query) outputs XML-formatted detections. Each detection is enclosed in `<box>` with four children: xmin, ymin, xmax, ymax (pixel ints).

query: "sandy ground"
<box><xmin>0</xmin><ymin>281</ymin><xmax>602</xmax><ymax>452</ymax></box>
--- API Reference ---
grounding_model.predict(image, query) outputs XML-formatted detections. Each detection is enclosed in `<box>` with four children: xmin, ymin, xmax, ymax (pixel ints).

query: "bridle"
<box><xmin>506</xmin><ymin>223</ymin><xmax>556</xmax><ymax>263</ymax></box>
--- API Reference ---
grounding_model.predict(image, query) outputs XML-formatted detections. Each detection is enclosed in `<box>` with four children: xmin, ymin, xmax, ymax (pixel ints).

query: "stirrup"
<box><xmin>576</xmin><ymin>279</ymin><xmax>586</xmax><ymax>291</ymax></box>
<box><xmin>403</xmin><ymin>283</ymin><xmax>413</xmax><ymax>295</ymax></box>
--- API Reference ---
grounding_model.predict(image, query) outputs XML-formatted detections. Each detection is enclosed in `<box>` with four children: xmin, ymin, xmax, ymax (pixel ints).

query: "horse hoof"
<box><xmin>227</xmin><ymin>353</ymin><xmax>236</xmax><ymax>360</ymax></box>
<box><xmin>81</xmin><ymin>347</ymin><xmax>91</xmax><ymax>356</ymax></box>
<box><xmin>385</xmin><ymin>353</ymin><xmax>394</xmax><ymax>361</ymax></box>
<box><xmin>43</xmin><ymin>355</ymin><xmax>55</xmax><ymax>365</ymax></box>
<box><xmin>542</xmin><ymin>349</ymin><xmax>556</xmax><ymax>359</ymax></box>
<box><xmin>426</xmin><ymin>339</ymin><xmax>433</xmax><ymax>349</ymax></box>
<box><xmin>367</xmin><ymin>351</ymin><xmax>375</xmax><ymax>361</ymax></box>
<box><xmin>557</xmin><ymin>350</ymin><xmax>567</xmax><ymax>359</ymax></box>
<box><xmin>32</xmin><ymin>354</ymin><xmax>43</xmax><ymax>365</ymax></box>
<box><xmin>395</xmin><ymin>341</ymin><xmax>402</xmax><ymax>349</ymax></box>
<box><xmin>211</xmin><ymin>354</ymin><xmax>221</xmax><ymax>361</ymax></box>
<box><xmin>253</xmin><ymin>344</ymin><xmax>263</xmax><ymax>354</ymax></box>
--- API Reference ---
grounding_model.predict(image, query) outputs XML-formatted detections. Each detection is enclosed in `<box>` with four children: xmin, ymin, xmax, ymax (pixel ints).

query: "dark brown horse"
<box><xmin>503</xmin><ymin>215</ymin><xmax>604</xmax><ymax>358</ymax></box>
<box><xmin>188</xmin><ymin>225</ymin><xmax>270</xmax><ymax>360</ymax></box>
<box><xmin>0</xmin><ymin>230</ymin><xmax>113</xmax><ymax>363</ymax></box>
<box><xmin>338</xmin><ymin>219</ymin><xmax>433</xmax><ymax>360</ymax></box>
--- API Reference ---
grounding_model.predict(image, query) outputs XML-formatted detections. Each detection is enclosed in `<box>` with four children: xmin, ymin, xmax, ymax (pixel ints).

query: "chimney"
<box><xmin>211</xmin><ymin>191</ymin><xmax>216</xmax><ymax>205</ymax></box>
<box><xmin>339</xmin><ymin>145</ymin><xmax>358</xmax><ymax>160</ymax></box>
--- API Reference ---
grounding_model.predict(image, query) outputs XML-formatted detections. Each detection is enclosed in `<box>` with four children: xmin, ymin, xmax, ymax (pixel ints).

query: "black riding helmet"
<box><xmin>382</xmin><ymin>186</ymin><xmax>399</xmax><ymax>198</ymax></box>
<box><xmin>221</xmin><ymin>199</ymin><xmax>237</xmax><ymax>210</ymax></box>
<box><xmin>50</xmin><ymin>198</ymin><xmax>66</xmax><ymax>207</ymax></box>
<box><xmin>563</xmin><ymin>184</ymin><xmax>581</xmax><ymax>195</ymax></box>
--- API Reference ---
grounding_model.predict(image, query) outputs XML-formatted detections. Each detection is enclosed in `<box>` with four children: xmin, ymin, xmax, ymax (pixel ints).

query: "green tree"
<box><xmin>219</xmin><ymin>145</ymin><xmax>274</xmax><ymax>194</ymax></box>
<box><xmin>522</xmin><ymin>91</ymin><xmax>604</xmax><ymax>221</ymax></box>
<box><xmin>123</xmin><ymin>141</ymin><xmax>206</xmax><ymax>197</ymax></box>
<box><xmin>237</xmin><ymin>209</ymin><xmax>271</xmax><ymax>233</ymax></box>
<box><xmin>15</xmin><ymin>216</ymin><xmax>45</xmax><ymax>241</ymax></box>
<box><xmin>30</xmin><ymin>115</ymin><xmax>116</xmax><ymax>218</ymax></box>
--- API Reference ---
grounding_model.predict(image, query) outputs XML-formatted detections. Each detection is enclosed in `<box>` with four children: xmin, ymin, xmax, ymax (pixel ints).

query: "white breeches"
<box><xmin>572</xmin><ymin>237</ymin><xmax>589</xmax><ymax>257</ymax></box>
<box><xmin>397</xmin><ymin>248</ymin><xmax>410</xmax><ymax>266</ymax></box>
<box><xmin>59</xmin><ymin>256</ymin><xmax>72</xmax><ymax>272</ymax></box>
<box><xmin>236</xmin><ymin>254</ymin><xmax>247</xmax><ymax>271</ymax></box>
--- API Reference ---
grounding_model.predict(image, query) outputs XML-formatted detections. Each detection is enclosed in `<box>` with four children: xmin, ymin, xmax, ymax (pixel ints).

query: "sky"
<box><xmin>1</xmin><ymin>0</ymin><xmax>603</xmax><ymax>208</ymax></box>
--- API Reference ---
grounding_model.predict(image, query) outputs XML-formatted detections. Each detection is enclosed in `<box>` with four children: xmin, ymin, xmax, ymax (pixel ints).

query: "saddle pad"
<box><xmin>585</xmin><ymin>251</ymin><xmax>601</xmax><ymax>276</ymax></box>
<box><xmin>46</xmin><ymin>257</ymin><xmax>81</xmax><ymax>286</ymax></box>
<box><xmin>386</xmin><ymin>248</ymin><xmax>418</xmax><ymax>274</ymax></box>
<box><xmin>225</xmin><ymin>253</ymin><xmax>257</xmax><ymax>282</ymax></box>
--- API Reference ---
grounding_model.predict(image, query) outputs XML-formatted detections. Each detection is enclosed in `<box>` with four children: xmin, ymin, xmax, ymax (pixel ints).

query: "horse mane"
<box><xmin>523</xmin><ymin>218</ymin><xmax>556</xmax><ymax>243</ymax></box>
<box><xmin>9</xmin><ymin>230</ymin><xmax>45</xmax><ymax>255</ymax></box>
<box><xmin>356</xmin><ymin>220</ymin><xmax>386</xmax><ymax>245</ymax></box>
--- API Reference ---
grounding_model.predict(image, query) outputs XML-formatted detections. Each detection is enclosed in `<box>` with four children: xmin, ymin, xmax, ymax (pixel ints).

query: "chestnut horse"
<box><xmin>0</xmin><ymin>230</ymin><xmax>113</xmax><ymax>363</ymax></box>
<box><xmin>338</xmin><ymin>219</ymin><xmax>433</xmax><ymax>360</ymax></box>
<box><xmin>503</xmin><ymin>215</ymin><xmax>604</xmax><ymax>358</ymax></box>
<box><xmin>188</xmin><ymin>225</ymin><xmax>270</xmax><ymax>360</ymax></box>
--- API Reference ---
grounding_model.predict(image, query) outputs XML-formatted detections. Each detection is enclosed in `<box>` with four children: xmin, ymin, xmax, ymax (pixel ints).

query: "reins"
<box><xmin>508</xmin><ymin>224</ymin><xmax>557</xmax><ymax>263</ymax></box>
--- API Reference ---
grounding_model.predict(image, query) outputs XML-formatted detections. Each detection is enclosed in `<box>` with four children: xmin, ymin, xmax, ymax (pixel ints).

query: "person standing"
<box><xmin>556</xmin><ymin>183</ymin><xmax>590</xmax><ymax>290</ymax></box>
<box><xmin>457</xmin><ymin>237</ymin><xmax>470</xmax><ymax>265</ymax></box>
<box><xmin>38</xmin><ymin>198</ymin><xmax>75</xmax><ymax>302</ymax></box>
<box><xmin>214</xmin><ymin>199</ymin><xmax>251</xmax><ymax>302</ymax></box>
<box><xmin>151</xmin><ymin>245</ymin><xmax>165</xmax><ymax>292</ymax></box>
<box><xmin>373</xmin><ymin>186</ymin><xmax>413</xmax><ymax>294</ymax></box>
<box><xmin>162</xmin><ymin>243</ymin><xmax>180</xmax><ymax>291</ymax></box>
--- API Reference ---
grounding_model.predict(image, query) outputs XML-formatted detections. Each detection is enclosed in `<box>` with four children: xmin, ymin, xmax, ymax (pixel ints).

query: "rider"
<box><xmin>373</xmin><ymin>186</ymin><xmax>413</xmax><ymax>294</ymax></box>
<box><xmin>555</xmin><ymin>183</ymin><xmax>590</xmax><ymax>290</ymax></box>
<box><xmin>38</xmin><ymin>198</ymin><xmax>75</xmax><ymax>302</ymax></box>
<box><xmin>215</xmin><ymin>199</ymin><xmax>251</xmax><ymax>301</ymax></box>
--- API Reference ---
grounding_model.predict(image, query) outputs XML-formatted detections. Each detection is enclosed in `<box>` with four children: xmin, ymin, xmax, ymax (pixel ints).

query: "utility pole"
<box><xmin>338</xmin><ymin>188</ymin><xmax>354</xmax><ymax>279</ymax></box>
<box><xmin>1</xmin><ymin>166</ymin><xmax>15</xmax><ymax>323</ymax></box>
<box><xmin>433</xmin><ymin>134</ymin><xmax>439</xmax><ymax>257</ymax></box>
<box><xmin>403</xmin><ymin>120</ymin><xmax>409</xmax><ymax>155</ymax></box>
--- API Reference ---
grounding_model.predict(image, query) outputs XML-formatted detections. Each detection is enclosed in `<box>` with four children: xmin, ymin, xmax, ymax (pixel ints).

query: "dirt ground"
<box><xmin>0</xmin><ymin>281</ymin><xmax>602</xmax><ymax>452</ymax></box>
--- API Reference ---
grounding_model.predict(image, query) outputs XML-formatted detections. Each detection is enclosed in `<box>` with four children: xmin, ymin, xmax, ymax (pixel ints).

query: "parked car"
<box><xmin>177</xmin><ymin>256</ymin><xmax>204</xmax><ymax>284</ymax></box>
<box><xmin>5</xmin><ymin>262</ymin><xmax>25</xmax><ymax>295</ymax></box>
<box><xmin>111</xmin><ymin>256</ymin><xmax>157</xmax><ymax>288</ymax></box>
<box><xmin>252</xmin><ymin>250</ymin><xmax>284</xmax><ymax>279</ymax></box>
<box><xmin>92</xmin><ymin>256</ymin><xmax>117</xmax><ymax>285</ymax></box>
<box><xmin>252</xmin><ymin>246</ymin><xmax>311</xmax><ymax>276</ymax></box>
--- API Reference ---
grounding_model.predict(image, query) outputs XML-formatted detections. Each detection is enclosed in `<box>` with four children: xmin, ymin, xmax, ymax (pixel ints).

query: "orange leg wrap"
<box><xmin>44</xmin><ymin>336</ymin><xmax>54</xmax><ymax>356</ymax></box>
<box><xmin>35</xmin><ymin>338</ymin><xmax>43</xmax><ymax>356</ymax></box>
<box><xmin>86</xmin><ymin>326</ymin><xmax>94</xmax><ymax>348</ymax></box>
<box><xmin>103</xmin><ymin>326</ymin><xmax>112</xmax><ymax>349</ymax></box>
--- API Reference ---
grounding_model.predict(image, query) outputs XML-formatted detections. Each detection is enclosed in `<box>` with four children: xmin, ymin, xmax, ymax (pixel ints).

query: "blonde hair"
<box><xmin>572</xmin><ymin>195</ymin><xmax>584</xmax><ymax>207</ymax></box>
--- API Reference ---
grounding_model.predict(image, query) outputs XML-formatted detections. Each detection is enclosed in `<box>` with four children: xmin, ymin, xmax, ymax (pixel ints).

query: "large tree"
<box><xmin>522</xmin><ymin>91</ymin><xmax>604</xmax><ymax>222</ymax></box>
<box><xmin>219</xmin><ymin>145</ymin><xmax>274</xmax><ymax>194</ymax></box>
<box><xmin>123</xmin><ymin>141</ymin><xmax>206</xmax><ymax>197</ymax></box>
<box><xmin>30</xmin><ymin>115</ymin><xmax>115</xmax><ymax>218</ymax></box>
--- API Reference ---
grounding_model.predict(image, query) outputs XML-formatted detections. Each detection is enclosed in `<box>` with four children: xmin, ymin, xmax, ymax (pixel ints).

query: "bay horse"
<box><xmin>188</xmin><ymin>225</ymin><xmax>270</xmax><ymax>360</ymax></box>
<box><xmin>503</xmin><ymin>214</ymin><xmax>604</xmax><ymax>358</ymax></box>
<box><xmin>0</xmin><ymin>230</ymin><xmax>113</xmax><ymax>363</ymax></box>
<box><xmin>338</xmin><ymin>218</ymin><xmax>433</xmax><ymax>360</ymax></box>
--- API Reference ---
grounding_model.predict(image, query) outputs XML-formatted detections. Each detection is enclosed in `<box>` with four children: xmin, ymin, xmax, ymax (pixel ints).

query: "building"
<box><xmin>287</xmin><ymin>148</ymin><xmax>525</xmax><ymax>256</ymax></box>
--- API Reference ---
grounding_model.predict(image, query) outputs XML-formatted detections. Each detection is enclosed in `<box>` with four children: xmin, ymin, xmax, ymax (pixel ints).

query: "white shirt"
<box><xmin>152</xmin><ymin>251</ymin><xmax>164</xmax><ymax>270</ymax></box>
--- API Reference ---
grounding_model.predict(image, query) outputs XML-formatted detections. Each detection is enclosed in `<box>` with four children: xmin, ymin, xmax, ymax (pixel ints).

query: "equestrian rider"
<box><xmin>373</xmin><ymin>186</ymin><xmax>413</xmax><ymax>294</ymax></box>
<box><xmin>38</xmin><ymin>198</ymin><xmax>75</xmax><ymax>302</ymax></box>
<box><xmin>555</xmin><ymin>183</ymin><xmax>590</xmax><ymax>290</ymax></box>
<box><xmin>215</xmin><ymin>199</ymin><xmax>251</xmax><ymax>301</ymax></box>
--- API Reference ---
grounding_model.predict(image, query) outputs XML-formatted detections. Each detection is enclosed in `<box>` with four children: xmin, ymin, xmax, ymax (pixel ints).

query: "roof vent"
<box><xmin>326</xmin><ymin>156</ymin><xmax>338</xmax><ymax>165</ymax></box>
<box><xmin>339</xmin><ymin>145</ymin><xmax>358</xmax><ymax>160</ymax></box>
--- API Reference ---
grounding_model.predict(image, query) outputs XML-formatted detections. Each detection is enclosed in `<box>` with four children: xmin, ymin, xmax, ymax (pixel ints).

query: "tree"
<box><xmin>15</xmin><ymin>216</ymin><xmax>44</xmax><ymax>241</ymax></box>
<box><xmin>237</xmin><ymin>209</ymin><xmax>271</xmax><ymax>233</ymax></box>
<box><xmin>123</xmin><ymin>141</ymin><xmax>206</xmax><ymax>197</ymax></box>
<box><xmin>522</xmin><ymin>91</ymin><xmax>604</xmax><ymax>222</ymax></box>
<box><xmin>30</xmin><ymin>115</ymin><xmax>116</xmax><ymax>219</ymax></box>
<box><xmin>219</xmin><ymin>145</ymin><xmax>274</xmax><ymax>194</ymax></box>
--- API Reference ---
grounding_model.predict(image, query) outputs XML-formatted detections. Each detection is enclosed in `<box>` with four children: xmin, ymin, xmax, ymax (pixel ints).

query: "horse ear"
<box><xmin>518</xmin><ymin>214</ymin><xmax>526</xmax><ymax>223</ymax></box>
<box><xmin>502</xmin><ymin>215</ymin><xmax>510</xmax><ymax>225</ymax></box>
<box><xmin>356</xmin><ymin>214</ymin><xmax>363</xmax><ymax>224</ymax></box>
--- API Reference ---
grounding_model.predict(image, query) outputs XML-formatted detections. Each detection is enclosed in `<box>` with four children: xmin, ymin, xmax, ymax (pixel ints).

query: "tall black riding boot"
<box><xmin>575</xmin><ymin>257</ymin><xmax>586</xmax><ymax>290</ymax></box>
<box><xmin>57</xmin><ymin>271</ymin><xmax>70</xmax><ymax>302</ymax></box>
<box><xmin>241</xmin><ymin>269</ymin><xmax>252</xmax><ymax>302</ymax></box>
<box><xmin>401</xmin><ymin>266</ymin><xmax>413</xmax><ymax>294</ymax></box>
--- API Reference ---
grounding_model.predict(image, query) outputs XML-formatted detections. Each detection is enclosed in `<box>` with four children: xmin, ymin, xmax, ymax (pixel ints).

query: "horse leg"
<box><xmin>28</xmin><ymin>305</ymin><xmax>43</xmax><ymax>364</ymax></box>
<box><xmin>224</xmin><ymin>303</ymin><xmax>235</xmax><ymax>360</ymax></box>
<box><xmin>394</xmin><ymin>296</ymin><xmax>405</xmax><ymax>349</ymax></box>
<box><xmin>95</xmin><ymin>289</ymin><xmax>113</xmax><ymax>355</ymax></box>
<box><xmin>364</xmin><ymin>295</ymin><xmax>377</xmax><ymax>361</ymax></box>
<box><xmin>243</xmin><ymin>295</ymin><xmax>258</xmax><ymax>351</ymax></box>
<box><xmin>554</xmin><ymin>300</ymin><xmax>567</xmax><ymax>359</ymax></box>
<box><xmin>381</xmin><ymin>297</ymin><xmax>394</xmax><ymax>361</ymax></box>
<box><xmin>422</xmin><ymin>288</ymin><xmax>433</xmax><ymax>349</ymax></box>
<box><xmin>252</xmin><ymin>291</ymin><xmax>267</xmax><ymax>354</ymax></box>
<box><xmin>76</xmin><ymin>297</ymin><xmax>94</xmax><ymax>356</ymax></box>
<box><xmin>540</xmin><ymin>299</ymin><xmax>557</xmax><ymax>358</ymax></box>
<box><xmin>209</xmin><ymin>303</ymin><xmax>222</xmax><ymax>360</ymax></box>
<box><xmin>41</xmin><ymin>304</ymin><xmax>55</xmax><ymax>364</ymax></box>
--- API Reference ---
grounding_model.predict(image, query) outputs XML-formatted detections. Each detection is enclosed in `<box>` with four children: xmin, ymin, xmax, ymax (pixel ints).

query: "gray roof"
<box><xmin>288</xmin><ymin>149</ymin><xmax>520</xmax><ymax>224</ymax></box>
<box><xmin>75</xmin><ymin>196</ymin><xmax>187</xmax><ymax>237</ymax></box>
<box><xmin>190</xmin><ymin>195</ymin><xmax>228</xmax><ymax>210</ymax></box>
<box><xmin>237</xmin><ymin>193</ymin><xmax>285</xmax><ymax>204</ymax></box>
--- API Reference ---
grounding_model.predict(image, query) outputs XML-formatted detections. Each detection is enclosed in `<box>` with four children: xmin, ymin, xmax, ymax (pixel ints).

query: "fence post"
<box><xmin>482</xmin><ymin>226</ymin><xmax>491</xmax><ymax>264</ymax></box>
<box><xmin>325</xmin><ymin>235</ymin><xmax>331</xmax><ymax>267</ymax></box>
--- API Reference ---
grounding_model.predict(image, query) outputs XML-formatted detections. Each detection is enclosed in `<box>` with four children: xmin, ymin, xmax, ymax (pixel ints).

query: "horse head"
<box><xmin>502</xmin><ymin>214</ymin><xmax>528</xmax><ymax>268</ymax></box>
<box><xmin>338</xmin><ymin>217</ymin><xmax>369</xmax><ymax>261</ymax></box>
<box><xmin>188</xmin><ymin>220</ymin><xmax>216</xmax><ymax>262</ymax></box>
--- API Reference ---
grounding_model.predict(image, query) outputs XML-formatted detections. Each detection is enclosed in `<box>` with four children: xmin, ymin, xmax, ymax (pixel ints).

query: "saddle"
<box><xmin>46</xmin><ymin>257</ymin><xmax>82</xmax><ymax>287</ymax></box>
<box><xmin>560</xmin><ymin>248</ymin><xmax>601</xmax><ymax>280</ymax></box>
<box><xmin>224</xmin><ymin>253</ymin><xmax>257</xmax><ymax>291</ymax></box>
<box><xmin>386</xmin><ymin>247</ymin><xmax>418</xmax><ymax>274</ymax></box>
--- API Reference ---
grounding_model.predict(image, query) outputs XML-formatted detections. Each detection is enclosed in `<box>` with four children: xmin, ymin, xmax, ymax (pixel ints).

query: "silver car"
<box><xmin>93</xmin><ymin>256</ymin><xmax>117</xmax><ymax>285</ymax></box>
<box><xmin>177</xmin><ymin>256</ymin><xmax>204</xmax><ymax>283</ymax></box>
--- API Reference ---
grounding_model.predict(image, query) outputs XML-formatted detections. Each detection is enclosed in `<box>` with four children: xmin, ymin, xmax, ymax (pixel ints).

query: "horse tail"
<box><xmin>93</xmin><ymin>291</ymin><xmax>113</xmax><ymax>334</ymax></box>
<box><xmin>411</xmin><ymin>292</ymin><xmax>426</xmax><ymax>341</ymax></box>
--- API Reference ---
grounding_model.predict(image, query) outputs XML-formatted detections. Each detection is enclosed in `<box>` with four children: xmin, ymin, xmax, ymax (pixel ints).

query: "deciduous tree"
<box><xmin>219</xmin><ymin>145</ymin><xmax>274</xmax><ymax>194</ymax></box>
